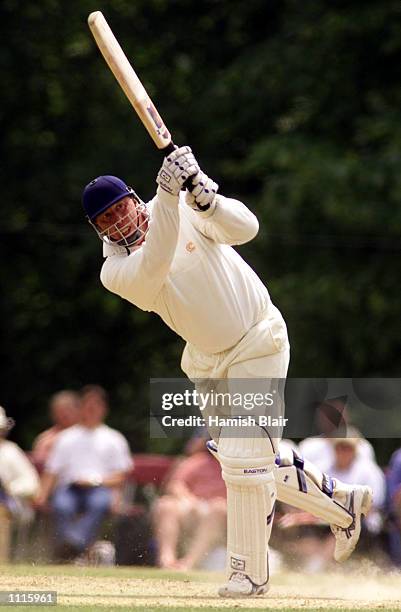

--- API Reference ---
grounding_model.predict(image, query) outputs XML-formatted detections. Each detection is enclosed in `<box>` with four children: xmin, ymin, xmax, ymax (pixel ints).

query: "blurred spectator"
<box><xmin>152</xmin><ymin>446</ymin><xmax>226</xmax><ymax>570</ymax></box>
<box><xmin>35</xmin><ymin>385</ymin><xmax>132</xmax><ymax>563</ymax></box>
<box><xmin>280</xmin><ymin>430</ymin><xmax>385</xmax><ymax>572</ymax></box>
<box><xmin>300</xmin><ymin>436</ymin><xmax>375</xmax><ymax>472</ymax></box>
<box><xmin>299</xmin><ymin>399</ymin><xmax>375</xmax><ymax>472</ymax></box>
<box><xmin>0</xmin><ymin>406</ymin><xmax>40</xmax><ymax>562</ymax></box>
<box><xmin>31</xmin><ymin>390</ymin><xmax>80</xmax><ymax>466</ymax></box>
<box><xmin>385</xmin><ymin>448</ymin><xmax>401</xmax><ymax>565</ymax></box>
<box><xmin>328</xmin><ymin>434</ymin><xmax>385</xmax><ymax>499</ymax></box>
<box><xmin>328</xmin><ymin>433</ymin><xmax>385</xmax><ymax>539</ymax></box>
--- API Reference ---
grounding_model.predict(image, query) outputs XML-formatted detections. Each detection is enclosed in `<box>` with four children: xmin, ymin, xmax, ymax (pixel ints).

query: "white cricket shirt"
<box><xmin>46</xmin><ymin>424</ymin><xmax>133</xmax><ymax>486</ymax></box>
<box><xmin>100</xmin><ymin>190</ymin><xmax>272</xmax><ymax>355</ymax></box>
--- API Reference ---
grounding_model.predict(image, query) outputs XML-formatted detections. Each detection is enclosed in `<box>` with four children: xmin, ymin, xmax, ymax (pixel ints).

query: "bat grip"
<box><xmin>162</xmin><ymin>142</ymin><xmax>176</xmax><ymax>156</ymax></box>
<box><xmin>161</xmin><ymin>141</ymin><xmax>195</xmax><ymax>193</ymax></box>
<box><xmin>183</xmin><ymin>177</ymin><xmax>195</xmax><ymax>192</ymax></box>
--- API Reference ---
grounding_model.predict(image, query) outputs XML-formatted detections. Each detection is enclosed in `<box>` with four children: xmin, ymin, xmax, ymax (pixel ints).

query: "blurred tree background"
<box><xmin>1</xmin><ymin>0</ymin><xmax>400</xmax><ymax>462</ymax></box>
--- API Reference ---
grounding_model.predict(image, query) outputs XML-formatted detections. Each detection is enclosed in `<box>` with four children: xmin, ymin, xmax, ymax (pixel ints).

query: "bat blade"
<box><xmin>88</xmin><ymin>11</ymin><xmax>172</xmax><ymax>150</ymax></box>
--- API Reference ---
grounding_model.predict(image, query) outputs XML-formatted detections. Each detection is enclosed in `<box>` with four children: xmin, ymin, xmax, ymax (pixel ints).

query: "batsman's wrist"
<box><xmin>185</xmin><ymin>192</ymin><xmax>217</xmax><ymax>218</ymax></box>
<box><xmin>195</xmin><ymin>198</ymin><xmax>216</xmax><ymax>218</ymax></box>
<box><xmin>156</xmin><ymin>185</ymin><xmax>180</xmax><ymax>207</ymax></box>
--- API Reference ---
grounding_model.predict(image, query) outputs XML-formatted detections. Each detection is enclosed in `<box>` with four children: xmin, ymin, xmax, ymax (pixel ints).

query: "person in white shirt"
<box><xmin>300</xmin><ymin>436</ymin><xmax>375</xmax><ymax>472</ymax></box>
<box><xmin>299</xmin><ymin>399</ymin><xmax>375</xmax><ymax>471</ymax></box>
<box><xmin>0</xmin><ymin>406</ymin><xmax>40</xmax><ymax>561</ymax></box>
<box><xmin>328</xmin><ymin>436</ymin><xmax>385</xmax><ymax>509</ymax></box>
<box><xmin>35</xmin><ymin>386</ymin><xmax>132</xmax><ymax>561</ymax></box>
<box><xmin>82</xmin><ymin>146</ymin><xmax>372</xmax><ymax>597</ymax></box>
<box><xmin>31</xmin><ymin>390</ymin><xmax>80</xmax><ymax>467</ymax></box>
<box><xmin>281</xmin><ymin>434</ymin><xmax>385</xmax><ymax>572</ymax></box>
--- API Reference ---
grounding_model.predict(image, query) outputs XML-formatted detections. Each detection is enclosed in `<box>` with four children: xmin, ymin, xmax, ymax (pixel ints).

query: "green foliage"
<box><xmin>1</xmin><ymin>0</ymin><xmax>400</xmax><ymax>460</ymax></box>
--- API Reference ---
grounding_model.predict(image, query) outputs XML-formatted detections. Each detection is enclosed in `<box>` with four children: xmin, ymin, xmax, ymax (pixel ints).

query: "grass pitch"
<box><xmin>0</xmin><ymin>563</ymin><xmax>401</xmax><ymax>611</ymax></box>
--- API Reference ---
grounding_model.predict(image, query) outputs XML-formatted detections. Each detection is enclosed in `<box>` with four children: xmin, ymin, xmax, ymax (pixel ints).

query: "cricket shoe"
<box><xmin>331</xmin><ymin>485</ymin><xmax>373</xmax><ymax>562</ymax></box>
<box><xmin>218</xmin><ymin>572</ymin><xmax>268</xmax><ymax>598</ymax></box>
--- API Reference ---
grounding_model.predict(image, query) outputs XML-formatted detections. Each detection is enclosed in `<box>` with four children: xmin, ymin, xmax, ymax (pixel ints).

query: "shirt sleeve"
<box><xmin>106</xmin><ymin>433</ymin><xmax>133</xmax><ymax>473</ymax></box>
<box><xmin>186</xmin><ymin>193</ymin><xmax>259</xmax><ymax>246</ymax></box>
<box><xmin>100</xmin><ymin>188</ymin><xmax>180</xmax><ymax>310</ymax></box>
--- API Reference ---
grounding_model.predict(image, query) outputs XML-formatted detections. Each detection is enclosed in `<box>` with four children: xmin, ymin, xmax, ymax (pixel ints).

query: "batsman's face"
<box><xmin>95</xmin><ymin>196</ymin><xmax>148</xmax><ymax>246</ymax></box>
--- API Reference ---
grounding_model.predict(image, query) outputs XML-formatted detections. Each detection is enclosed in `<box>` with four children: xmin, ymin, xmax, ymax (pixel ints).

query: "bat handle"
<box><xmin>183</xmin><ymin>177</ymin><xmax>195</xmax><ymax>192</ymax></box>
<box><xmin>161</xmin><ymin>141</ymin><xmax>195</xmax><ymax>192</ymax></box>
<box><xmin>162</xmin><ymin>142</ymin><xmax>176</xmax><ymax>156</ymax></box>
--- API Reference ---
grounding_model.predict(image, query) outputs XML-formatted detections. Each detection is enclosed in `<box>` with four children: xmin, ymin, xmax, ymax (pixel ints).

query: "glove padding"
<box><xmin>185</xmin><ymin>170</ymin><xmax>219</xmax><ymax>213</ymax></box>
<box><xmin>156</xmin><ymin>146</ymin><xmax>199</xmax><ymax>196</ymax></box>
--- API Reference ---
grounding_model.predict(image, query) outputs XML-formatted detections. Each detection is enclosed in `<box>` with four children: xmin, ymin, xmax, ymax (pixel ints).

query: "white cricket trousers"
<box><xmin>181</xmin><ymin>303</ymin><xmax>290</xmax><ymax>448</ymax></box>
<box><xmin>181</xmin><ymin>303</ymin><xmax>290</xmax><ymax>586</ymax></box>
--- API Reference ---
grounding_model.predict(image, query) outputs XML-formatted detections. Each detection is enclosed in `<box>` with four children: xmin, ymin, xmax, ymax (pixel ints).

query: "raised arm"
<box><xmin>185</xmin><ymin>193</ymin><xmax>259</xmax><ymax>245</ymax></box>
<box><xmin>183</xmin><ymin>163</ymin><xmax>259</xmax><ymax>245</ymax></box>
<box><xmin>100</xmin><ymin>146</ymin><xmax>199</xmax><ymax>309</ymax></box>
<box><xmin>100</xmin><ymin>188</ymin><xmax>180</xmax><ymax>309</ymax></box>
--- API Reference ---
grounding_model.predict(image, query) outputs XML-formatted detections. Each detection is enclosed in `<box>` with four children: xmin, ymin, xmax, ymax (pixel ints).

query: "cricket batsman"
<box><xmin>82</xmin><ymin>146</ymin><xmax>372</xmax><ymax>597</ymax></box>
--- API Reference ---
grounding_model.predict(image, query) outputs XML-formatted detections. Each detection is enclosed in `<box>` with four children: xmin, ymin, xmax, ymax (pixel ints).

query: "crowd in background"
<box><xmin>1</xmin><ymin>388</ymin><xmax>401</xmax><ymax>573</ymax></box>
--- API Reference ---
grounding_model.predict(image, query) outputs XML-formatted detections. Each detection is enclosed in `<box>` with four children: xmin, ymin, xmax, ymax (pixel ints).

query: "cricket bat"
<box><xmin>88</xmin><ymin>11</ymin><xmax>175</xmax><ymax>155</ymax></box>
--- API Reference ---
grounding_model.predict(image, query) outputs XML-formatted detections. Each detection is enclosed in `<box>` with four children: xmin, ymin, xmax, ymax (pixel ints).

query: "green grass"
<box><xmin>0</xmin><ymin>563</ymin><xmax>212</xmax><ymax>581</ymax></box>
<box><xmin>0</xmin><ymin>608</ymin><xmax>399</xmax><ymax>612</ymax></box>
<box><xmin>0</xmin><ymin>564</ymin><xmax>400</xmax><ymax>611</ymax></box>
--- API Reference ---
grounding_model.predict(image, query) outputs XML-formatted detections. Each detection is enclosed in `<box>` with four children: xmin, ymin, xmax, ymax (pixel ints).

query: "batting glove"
<box><xmin>185</xmin><ymin>170</ymin><xmax>218</xmax><ymax>213</ymax></box>
<box><xmin>156</xmin><ymin>146</ymin><xmax>199</xmax><ymax>196</ymax></box>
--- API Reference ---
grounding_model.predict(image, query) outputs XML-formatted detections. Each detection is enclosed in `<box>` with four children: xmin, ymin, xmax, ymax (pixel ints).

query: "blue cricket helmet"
<box><xmin>82</xmin><ymin>175</ymin><xmax>135</xmax><ymax>221</ymax></box>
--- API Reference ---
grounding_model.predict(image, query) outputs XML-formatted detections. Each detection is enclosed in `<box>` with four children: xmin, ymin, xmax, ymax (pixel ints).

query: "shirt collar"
<box><xmin>103</xmin><ymin>242</ymin><xmax>128</xmax><ymax>257</ymax></box>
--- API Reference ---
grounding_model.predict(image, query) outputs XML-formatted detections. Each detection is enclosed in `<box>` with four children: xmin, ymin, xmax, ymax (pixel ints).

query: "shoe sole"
<box><xmin>218</xmin><ymin>586</ymin><xmax>268</xmax><ymax>598</ymax></box>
